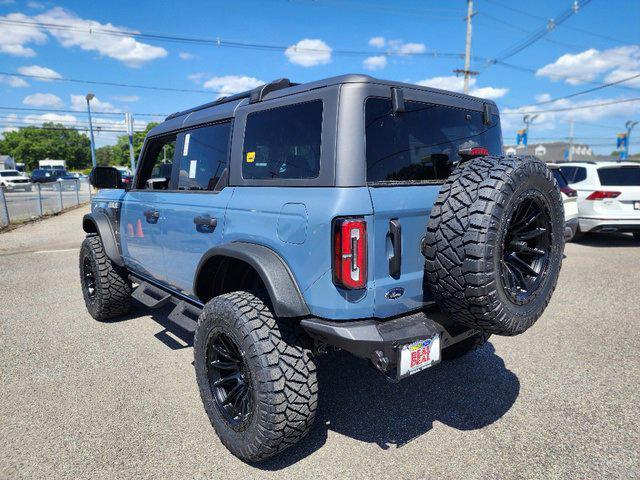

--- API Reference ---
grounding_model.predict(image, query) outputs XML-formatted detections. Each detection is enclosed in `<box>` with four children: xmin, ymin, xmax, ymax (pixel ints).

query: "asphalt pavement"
<box><xmin>0</xmin><ymin>207</ymin><xmax>638</xmax><ymax>479</ymax></box>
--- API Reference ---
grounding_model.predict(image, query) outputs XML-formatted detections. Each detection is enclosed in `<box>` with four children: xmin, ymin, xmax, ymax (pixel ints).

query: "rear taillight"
<box><xmin>332</xmin><ymin>218</ymin><xmax>367</xmax><ymax>289</ymax></box>
<box><xmin>459</xmin><ymin>146</ymin><xmax>490</xmax><ymax>159</ymax></box>
<box><xmin>560</xmin><ymin>186</ymin><xmax>577</xmax><ymax>197</ymax></box>
<box><xmin>586</xmin><ymin>191</ymin><xmax>621</xmax><ymax>200</ymax></box>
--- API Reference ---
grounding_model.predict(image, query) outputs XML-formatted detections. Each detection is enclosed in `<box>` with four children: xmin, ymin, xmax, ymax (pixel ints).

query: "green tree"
<box><xmin>0</xmin><ymin>123</ymin><xmax>91</xmax><ymax>171</ymax></box>
<box><xmin>112</xmin><ymin>122</ymin><xmax>159</xmax><ymax>166</ymax></box>
<box><xmin>96</xmin><ymin>145</ymin><xmax>116</xmax><ymax>166</ymax></box>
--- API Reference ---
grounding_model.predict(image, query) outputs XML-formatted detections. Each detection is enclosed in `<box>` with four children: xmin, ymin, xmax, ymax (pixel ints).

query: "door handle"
<box><xmin>143</xmin><ymin>209</ymin><xmax>159</xmax><ymax>224</ymax></box>
<box><xmin>194</xmin><ymin>215</ymin><xmax>217</xmax><ymax>232</ymax></box>
<box><xmin>388</xmin><ymin>219</ymin><xmax>401</xmax><ymax>279</ymax></box>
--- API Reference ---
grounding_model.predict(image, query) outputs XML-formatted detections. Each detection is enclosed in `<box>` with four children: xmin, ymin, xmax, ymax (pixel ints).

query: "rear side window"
<box><xmin>242</xmin><ymin>100</ymin><xmax>322</xmax><ymax>180</ymax></box>
<box><xmin>597</xmin><ymin>166</ymin><xmax>640</xmax><ymax>186</ymax></box>
<box><xmin>365</xmin><ymin>98</ymin><xmax>502</xmax><ymax>184</ymax></box>
<box><xmin>559</xmin><ymin>166</ymin><xmax>587</xmax><ymax>183</ymax></box>
<box><xmin>177</xmin><ymin>122</ymin><xmax>231</xmax><ymax>191</ymax></box>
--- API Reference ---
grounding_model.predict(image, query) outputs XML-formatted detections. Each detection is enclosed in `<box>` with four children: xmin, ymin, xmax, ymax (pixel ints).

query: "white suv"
<box><xmin>556</xmin><ymin>161</ymin><xmax>640</xmax><ymax>241</ymax></box>
<box><xmin>0</xmin><ymin>170</ymin><xmax>32</xmax><ymax>192</ymax></box>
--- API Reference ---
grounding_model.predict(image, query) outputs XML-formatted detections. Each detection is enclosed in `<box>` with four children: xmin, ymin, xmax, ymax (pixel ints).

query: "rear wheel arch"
<box><xmin>193</xmin><ymin>242</ymin><xmax>310</xmax><ymax>318</ymax></box>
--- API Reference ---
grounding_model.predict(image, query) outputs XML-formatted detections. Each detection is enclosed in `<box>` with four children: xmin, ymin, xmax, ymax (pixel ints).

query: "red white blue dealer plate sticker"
<box><xmin>398</xmin><ymin>335</ymin><xmax>441</xmax><ymax>378</ymax></box>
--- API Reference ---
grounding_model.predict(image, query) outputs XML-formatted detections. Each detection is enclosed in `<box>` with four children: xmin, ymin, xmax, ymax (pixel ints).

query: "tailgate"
<box><xmin>368</xmin><ymin>185</ymin><xmax>440</xmax><ymax>318</ymax></box>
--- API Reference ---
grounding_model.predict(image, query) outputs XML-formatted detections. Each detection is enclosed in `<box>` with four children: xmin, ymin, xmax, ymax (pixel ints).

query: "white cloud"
<box><xmin>70</xmin><ymin>94</ymin><xmax>117</xmax><ymax>113</ymax></box>
<box><xmin>179</xmin><ymin>52</ymin><xmax>194</xmax><ymax>60</ymax></box>
<box><xmin>285</xmin><ymin>38</ymin><xmax>332</xmax><ymax>67</ymax></box>
<box><xmin>369</xmin><ymin>36</ymin><xmax>385</xmax><ymax>48</ymax></box>
<box><xmin>470</xmin><ymin>86</ymin><xmax>509</xmax><ymax>99</ymax></box>
<box><xmin>535</xmin><ymin>93</ymin><xmax>552</xmax><ymax>103</ymax></box>
<box><xmin>0</xmin><ymin>13</ymin><xmax>47</xmax><ymax>57</ymax></box>
<box><xmin>201</xmin><ymin>75</ymin><xmax>264</xmax><ymax>97</ymax></box>
<box><xmin>603</xmin><ymin>68</ymin><xmax>640</xmax><ymax>88</ymax></box>
<box><xmin>17</xmin><ymin>65</ymin><xmax>61</xmax><ymax>81</ymax></box>
<box><xmin>111</xmin><ymin>95</ymin><xmax>139</xmax><ymax>102</ymax></box>
<box><xmin>0</xmin><ymin>0</ymin><xmax>16</xmax><ymax>4</ymax></box>
<box><xmin>363</xmin><ymin>55</ymin><xmax>387</xmax><ymax>71</ymax></box>
<box><xmin>536</xmin><ymin>45</ymin><xmax>640</xmax><ymax>85</ymax></box>
<box><xmin>397</xmin><ymin>42</ymin><xmax>426</xmax><ymax>56</ymax></box>
<box><xmin>35</xmin><ymin>8</ymin><xmax>167</xmax><ymax>67</ymax></box>
<box><xmin>23</xmin><ymin>92</ymin><xmax>63</xmax><ymax>108</ymax></box>
<box><xmin>27</xmin><ymin>1</ymin><xmax>45</xmax><ymax>8</ymax></box>
<box><xmin>417</xmin><ymin>75</ymin><xmax>508</xmax><ymax>99</ymax></box>
<box><xmin>0</xmin><ymin>74</ymin><xmax>28</xmax><ymax>87</ymax></box>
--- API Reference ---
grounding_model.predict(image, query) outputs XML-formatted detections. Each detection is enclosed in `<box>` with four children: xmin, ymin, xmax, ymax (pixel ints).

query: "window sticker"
<box><xmin>246</xmin><ymin>151</ymin><xmax>255</xmax><ymax>163</ymax></box>
<box><xmin>183</xmin><ymin>133</ymin><xmax>191</xmax><ymax>156</ymax></box>
<box><xmin>189</xmin><ymin>160</ymin><xmax>197</xmax><ymax>178</ymax></box>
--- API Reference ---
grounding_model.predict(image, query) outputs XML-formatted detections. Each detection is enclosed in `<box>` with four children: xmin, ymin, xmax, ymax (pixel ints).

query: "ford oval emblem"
<box><xmin>385</xmin><ymin>287</ymin><xmax>405</xmax><ymax>300</ymax></box>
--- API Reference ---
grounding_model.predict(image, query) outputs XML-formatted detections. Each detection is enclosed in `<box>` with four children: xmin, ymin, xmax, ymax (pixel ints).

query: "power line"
<box><xmin>483</xmin><ymin>0</ymin><xmax>592</xmax><ymax>68</ymax></box>
<box><xmin>0</xmin><ymin>123</ymin><xmax>144</xmax><ymax>133</ymax></box>
<box><xmin>481</xmin><ymin>0</ymin><xmax>635</xmax><ymax>45</ymax></box>
<box><xmin>0</xmin><ymin>17</ymin><xmax>471</xmax><ymax>60</ymax></box>
<box><xmin>526</xmin><ymin>73</ymin><xmax>640</xmax><ymax>107</ymax></box>
<box><xmin>0</xmin><ymin>70</ymin><xmax>216</xmax><ymax>94</ymax></box>
<box><xmin>500</xmin><ymin>97</ymin><xmax>640</xmax><ymax>114</ymax></box>
<box><xmin>0</xmin><ymin>105</ymin><xmax>166</xmax><ymax>117</ymax></box>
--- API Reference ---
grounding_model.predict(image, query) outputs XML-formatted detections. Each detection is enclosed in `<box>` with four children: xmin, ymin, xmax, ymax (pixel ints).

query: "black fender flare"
<box><xmin>193</xmin><ymin>242</ymin><xmax>310</xmax><ymax>318</ymax></box>
<box><xmin>82</xmin><ymin>213</ymin><xmax>124</xmax><ymax>267</ymax></box>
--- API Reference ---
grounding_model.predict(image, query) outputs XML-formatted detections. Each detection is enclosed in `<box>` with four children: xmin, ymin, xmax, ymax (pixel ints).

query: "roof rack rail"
<box><xmin>165</xmin><ymin>78</ymin><xmax>295</xmax><ymax>120</ymax></box>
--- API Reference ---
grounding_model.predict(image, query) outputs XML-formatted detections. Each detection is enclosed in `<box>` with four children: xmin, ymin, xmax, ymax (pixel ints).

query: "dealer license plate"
<box><xmin>398</xmin><ymin>335</ymin><xmax>441</xmax><ymax>378</ymax></box>
<box><xmin>634</xmin><ymin>201</ymin><xmax>640</xmax><ymax>210</ymax></box>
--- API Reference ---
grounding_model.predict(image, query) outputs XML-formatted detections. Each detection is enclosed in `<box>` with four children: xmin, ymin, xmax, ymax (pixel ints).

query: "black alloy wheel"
<box><xmin>499</xmin><ymin>192</ymin><xmax>552</xmax><ymax>305</ymax></box>
<box><xmin>206</xmin><ymin>332</ymin><xmax>253</xmax><ymax>428</ymax></box>
<box><xmin>82</xmin><ymin>255</ymin><xmax>97</xmax><ymax>301</ymax></box>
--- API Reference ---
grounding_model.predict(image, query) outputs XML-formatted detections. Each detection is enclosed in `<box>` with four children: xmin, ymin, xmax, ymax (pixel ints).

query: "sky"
<box><xmin>0</xmin><ymin>0</ymin><xmax>639</xmax><ymax>154</ymax></box>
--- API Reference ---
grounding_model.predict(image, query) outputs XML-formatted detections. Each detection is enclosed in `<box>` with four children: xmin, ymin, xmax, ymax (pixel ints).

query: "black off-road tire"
<box><xmin>79</xmin><ymin>235</ymin><xmax>132</xmax><ymax>321</ymax></box>
<box><xmin>442</xmin><ymin>332</ymin><xmax>491</xmax><ymax>361</ymax></box>
<box><xmin>194</xmin><ymin>291</ymin><xmax>318</xmax><ymax>463</ymax></box>
<box><xmin>424</xmin><ymin>156</ymin><xmax>564</xmax><ymax>336</ymax></box>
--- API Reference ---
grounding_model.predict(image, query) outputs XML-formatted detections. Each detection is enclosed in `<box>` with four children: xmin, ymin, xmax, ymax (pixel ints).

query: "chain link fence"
<box><xmin>0</xmin><ymin>179</ymin><xmax>92</xmax><ymax>229</ymax></box>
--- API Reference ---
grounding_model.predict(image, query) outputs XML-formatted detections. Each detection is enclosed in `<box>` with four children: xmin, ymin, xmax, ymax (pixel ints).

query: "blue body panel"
<box><xmin>368</xmin><ymin>185</ymin><xmax>440</xmax><ymax>318</ymax></box>
<box><xmin>224</xmin><ymin>187</ymin><xmax>377</xmax><ymax>320</ymax></box>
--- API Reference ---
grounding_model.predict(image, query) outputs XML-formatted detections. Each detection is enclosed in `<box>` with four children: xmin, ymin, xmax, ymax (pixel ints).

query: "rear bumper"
<box><xmin>580</xmin><ymin>216</ymin><xmax>640</xmax><ymax>233</ymax></box>
<box><xmin>301</xmin><ymin>309</ymin><xmax>476</xmax><ymax>373</ymax></box>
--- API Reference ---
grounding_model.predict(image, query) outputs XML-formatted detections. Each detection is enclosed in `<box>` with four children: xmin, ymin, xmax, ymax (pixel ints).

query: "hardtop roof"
<box><xmin>148</xmin><ymin>74</ymin><xmax>498</xmax><ymax>138</ymax></box>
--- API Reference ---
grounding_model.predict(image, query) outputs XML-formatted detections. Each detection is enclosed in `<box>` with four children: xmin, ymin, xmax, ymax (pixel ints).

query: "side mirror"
<box><xmin>89</xmin><ymin>166</ymin><xmax>122</xmax><ymax>189</ymax></box>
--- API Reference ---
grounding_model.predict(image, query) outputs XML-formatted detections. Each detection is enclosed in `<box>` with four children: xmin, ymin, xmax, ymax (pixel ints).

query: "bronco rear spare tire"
<box><xmin>424</xmin><ymin>156</ymin><xmax>564</xmax><ymax>336</ymax></box>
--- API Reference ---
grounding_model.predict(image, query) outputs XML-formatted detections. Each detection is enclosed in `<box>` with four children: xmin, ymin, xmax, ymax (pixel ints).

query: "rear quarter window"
<box><xmin>559</xmin><ymin>166</ymin><xmax>587</xmax><ymax>183</ymax></box>
<box><xmin>242</xmin><ymin>100</ymin><xmax>323</xmax><ymax>180</ymax></box>
<box><xmin>597</xmin><ymin>166</ymin><xmax>640</xmax><ymax>186</ymax></box>
<box><xmin>365</xmin><ymin>98</ymin><xmax>502</xmax><ymax>184</ymax></box>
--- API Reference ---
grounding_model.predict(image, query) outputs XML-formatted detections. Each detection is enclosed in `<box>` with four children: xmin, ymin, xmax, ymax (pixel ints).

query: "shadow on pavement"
<box><xmin>109</xmin><ymin>301</ymin><xmax>519</xmax><ymax>469</ymax></box>
<box><xmin>260</xmin><ymin>342</ymin><xmax>519</xmax><ymax>470</ymax></box>
<box><xmin>571</xmin><ymin>232</ymin><xmax>639</xmax><ymax>248</ymax></box>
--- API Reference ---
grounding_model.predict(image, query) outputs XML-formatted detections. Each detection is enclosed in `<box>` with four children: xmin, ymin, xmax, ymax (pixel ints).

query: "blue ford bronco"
<box><xmin>80</xmin><ymin>75</ymin><xmax>564</xmax><ymax>462</ymax></box>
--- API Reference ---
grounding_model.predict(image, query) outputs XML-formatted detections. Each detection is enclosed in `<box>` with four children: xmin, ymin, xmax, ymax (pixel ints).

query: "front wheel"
<box><xmin>194</xmin><ymin>291</ymin><xmax>317</xmax><ymax>463</ymax></box>
<box><xmin>79</xmin><ymin>235</ymin><xmax>132</xmax><ymax>321</ymax></box>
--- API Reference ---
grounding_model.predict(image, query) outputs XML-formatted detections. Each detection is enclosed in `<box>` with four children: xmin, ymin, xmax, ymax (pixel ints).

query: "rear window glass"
<box><xmin>365</xmin><ymin>98</ymin><xmax>502</xmax><ymax>184</ymax></box>
<box><xmin>559</xmin><ymin>166</ymin><xmax>587</xmax><ymax>183</ymax></box>
<box><xmin>242</xmin><ymin>100</ymin><xmax>323</xmax><ymax>180</ymax></box>
<box><xmin>597</xmin><ymin>166</ymin><xmax>640</xmax><ymax>186</ymax></box>
<box><xmin>551</xmin><ymin>169</ymin><xmax>568</xmax><ymax>188</ymax></box>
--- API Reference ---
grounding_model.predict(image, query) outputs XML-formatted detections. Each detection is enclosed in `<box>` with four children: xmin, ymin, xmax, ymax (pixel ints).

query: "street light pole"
<box><xmin>86</xmin><ymin>93</ymin><xmax>97</xmax><ymax>168</ymax></box>
<box><xmin>523</xmin><ymin>114</ymin><xmax>539</xmax><ymax>149</ymax></box>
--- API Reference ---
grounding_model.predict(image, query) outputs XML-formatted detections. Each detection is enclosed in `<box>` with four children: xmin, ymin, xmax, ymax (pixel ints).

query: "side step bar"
<box><xmin>129</xmin><ymin>274</ymin><xmax>203</xmax><ymax>333</ymax></box>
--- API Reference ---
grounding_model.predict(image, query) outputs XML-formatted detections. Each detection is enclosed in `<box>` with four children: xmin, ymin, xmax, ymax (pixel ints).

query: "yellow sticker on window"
<box><xmin>246</xmin><ymin>151</ymin><xmax>255</xmax><ymax>163</ymax></box>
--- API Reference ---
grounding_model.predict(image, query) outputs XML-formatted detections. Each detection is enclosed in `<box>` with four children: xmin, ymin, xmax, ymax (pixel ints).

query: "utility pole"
<box><xmin>86</xmin><ymin>93</ymin><xmax>97</xmax><ymax>168</ymax></box>
<box><xmin>125</xmin><ymin>112</ymin><xmax>136</xmax><ymax>173</ymax></box>
<box><xmin>568</xmin><ymin>120</ymin><xmax>574</xmax><ymax>161</ymax></box>
<box><xmin>624</xmin><ymin>120</ymin><xmax>638</xmax><ymax>161</ymax></box>
<box><xmin>454</xmin><ymin>0</ymin><xmax>478</xmax><ymax>94</ymax></box>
